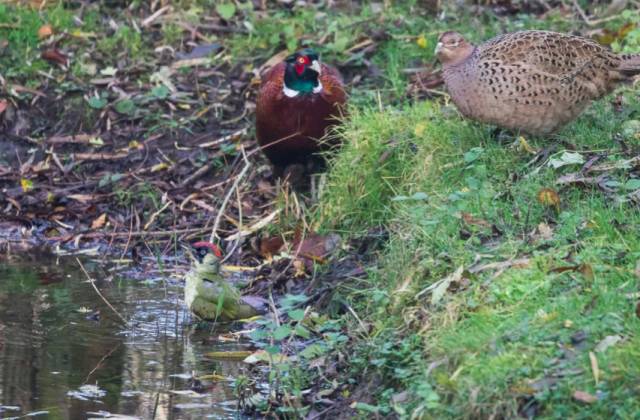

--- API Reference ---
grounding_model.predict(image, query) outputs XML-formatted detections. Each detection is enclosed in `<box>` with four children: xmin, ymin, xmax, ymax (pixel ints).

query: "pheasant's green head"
<box><xmin>190</xmin><ymin>241</ymin><xmax>223</xmax><ymax>274</ymax></box>
<box><xmin>283</xmin><ymin>49</ymin><xmax>323</xmax><ymax>97</ymax></box>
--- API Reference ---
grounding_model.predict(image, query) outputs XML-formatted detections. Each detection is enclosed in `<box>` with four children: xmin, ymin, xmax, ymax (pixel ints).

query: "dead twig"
<box><xmin>209</xmin><ymin>146</ymin><xmax>251</xmax><ymax>243</ymax></box>
<box><xmin>76</xmin><ymin>257</ymin><xmax>128</xmax><ymax>325</ymax></box>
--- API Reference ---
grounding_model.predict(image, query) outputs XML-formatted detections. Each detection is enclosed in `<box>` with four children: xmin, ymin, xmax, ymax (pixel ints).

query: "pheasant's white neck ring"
<box><xmin>283</xmin><ymin>80</ymin><xmax>323</xmax><ymax>97</ymax></box>
<box><xmin>283</xmin><ymin>84</ymin><xmax>300</xmax><ymax>97</ymax></box>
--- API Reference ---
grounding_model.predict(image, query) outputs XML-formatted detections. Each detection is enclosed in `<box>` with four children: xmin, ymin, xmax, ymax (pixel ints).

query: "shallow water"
<box><xmin>0</xmin><ymin>255</ymin><xmax>255</xmax><ymax>419</ymax></box>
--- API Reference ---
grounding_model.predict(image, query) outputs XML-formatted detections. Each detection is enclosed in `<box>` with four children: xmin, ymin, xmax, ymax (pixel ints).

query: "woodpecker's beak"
<box><xmin>435</xmin><ymin>42</ymin><xmax>443</xmax><ymax>55</ymax></box>
<box><xmin>310</xmin><ymin>60</ymin><xmax>322</xmax><ymax>75</ymax></box>
<box><xmin>182</xmin><ymin>244</ymin><xmax>197</xmax><ymax>261</ymax></box>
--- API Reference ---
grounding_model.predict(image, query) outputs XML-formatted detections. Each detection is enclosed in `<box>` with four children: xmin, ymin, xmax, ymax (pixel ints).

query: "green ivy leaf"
<box><xmin>115</xmin><ymin>99</ymin><xmax>135</xmax><ymax>115</ymax></box>
<box><xmin>463</xmin><ymin>147</ymin><xmax>484</xmax><ymax>164</ymax></box>
<box><xmin>273</xmin><ymin>325</ymin><xmax>292</xmax><ymax>341</ymax></box>
<box><xmin>216</xmin><ymin>3</ymin><xmax>236</xmax><ymax>20</ymax></box>
<box><xmin>87</xmin><ymin>96</ymin><xmax>107</xmax><ymax>109</ymax></box>
<box><xmin>300</xmin><ymin>343</ymin><xmax>327</xmax><ymax>359</ymax></box>
<box><xmin>294</xmin><ymin>325</ymin><xmax>311</xmax><ymax>339</ymax></box>
<box><xmin>288</xmin><ymin>309</ymin><xmax>306</xmax><ymax>322</ymax></box>
<box><xmin>624</xmin><ymin>179</ymin><xmax>640</xmax><ymax>190</ymax></box>
<box><xmin>151</xmin><ymin>85</ymin><xmax>169</xmax><ymax>99</ymax></box>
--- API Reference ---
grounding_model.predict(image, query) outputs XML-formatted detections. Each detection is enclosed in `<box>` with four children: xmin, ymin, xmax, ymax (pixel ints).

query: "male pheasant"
<box><xmin>255</xmin><ymin>49</ymin><xmax>347</xmax><ymax>168</ymax></box>
<box><xmin>435</xmin><ymin>30</ymin><xmax>640</xmax><ymax>135</ymax></box>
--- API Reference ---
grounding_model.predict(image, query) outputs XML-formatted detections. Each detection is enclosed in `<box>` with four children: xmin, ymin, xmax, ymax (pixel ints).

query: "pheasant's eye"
<box><xmin>199</xmin><ymin>248</ymin><xmax>207</xmax><ymax>256</ymax></box>
<box><xmin>297</xmin><ymin>57</ymin><xmax>306</xmax><ymax>64</ymax></box>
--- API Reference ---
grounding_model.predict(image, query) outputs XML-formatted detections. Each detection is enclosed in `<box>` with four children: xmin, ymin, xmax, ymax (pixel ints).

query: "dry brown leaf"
<box><xmin>91</xmin><ymin>213</ymin><xmax>107</xmax><ymax>229</ymax></box>
<box><xmin>37</xmin><ymin>24</ymin><xmax>53</xmax><ymax>39</ymax></box>
<box><xmin>549</xmin><ymin>264</ymin><xmax>593</xmax><ymax>281</ymax></box>
<box><xmin>292</xmin><ymin>228</ymin><xmax>341</xmax><ymax>271</ymax></box>
<box><xmin>537</xmin><ymin>188</ymin><xmax>560</xmax><ymax>209</ymax></box>
<box><xmin>573</xmin><ymin>390</ymin><xmax>597</xmax><ymax>404</ymax></box>
<box><xmin>68</xmin><ymin>194</ymin><xmax>99</xmax><ymax>203</ymax></box>
<box><xmin>41</xmin><ymin>48</ymin><xmax>68</xmax><ymax>66</ymax></box>
<box><xmin>579</xmin><ymin>263</ymin><xmax>594</xmax><ymax>281</ymax></box>
<box><xmin>461</xmin><ymin>212</ymin><xmax>491</xmax><ymax>228</ymax></box>
<box><xmin>257</xmin><ymin>235</ymin><xmax>285</xmax><ymax>258</ymax></box>
<box><xmin>293</xmin><ymin>259</ymin><xmax>307</xmax><ymax>277</ymax></box>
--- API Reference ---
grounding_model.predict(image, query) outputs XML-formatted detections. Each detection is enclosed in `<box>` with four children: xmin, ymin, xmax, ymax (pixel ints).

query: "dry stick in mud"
<box><xmin>208</xmin><ymin>146</ymin><xmax>251</xmax><ymax>248</ymax></box>
<box><xmin>76</xmin><ymin>257</ymin><xmax>129</xmax><ymax>325</ymax></box>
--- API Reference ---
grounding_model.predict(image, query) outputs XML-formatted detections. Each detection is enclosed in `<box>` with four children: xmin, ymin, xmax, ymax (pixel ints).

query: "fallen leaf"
<box><xmin>537</xmin><ymin>188</ymin><xmax>560</xmax><ymax>209</ymax></box>
<box><xmin>293</xmin><ymin>259</ymin><xmax>307</xmax><ymax>277</ymax></box>
<box><xmin>243</xmin><ymin>350</ymin><xmax>288</xmax><ymax>364</ymax></box>
<box><xmin>595</xmin><ymin>335</ymin><xmax>622</xmax><ymax>353</ymax></box>
<box><xmin>549</xmin><ymin>151</ymin><xmax>585</xmax><ymax>169</ymax></box>
<box><xmin>41</xmin><ymin>48</ymin><xmax>68</xmax><ymax>66</ymax></box>
<box><xmin>579</xmin><ymin>263</ymin><xmax>594</xmax><ymax>281</ymax></box>
<box><xmin>416</xmin><ymin>34</ymin><xmax>428</xmax><ymax>48</ymax></box>
<box><xmin>197</xmin><ymin>373</ymin><xmax>228</xmax><ymax>381</ymax></box>
<box><xmin>416</xmin><ymin>265</ymin><xmax>464</xmax><ymax>305</ymax></box>
<box><xmin>151</xmin><ymin>162</ymin><xmax>170</xmax><ymax>172</ymax></box>
<box><xmin>549</xmin><ymin>264</ymin><xmax>593</xmax><ymax>281</ymax></box>
<box><xmin>257</xmin><ymin>235</ymin><xmax>285</xmax><ymax>258</ymax></box>
<box><xmin>518</xmin><ymin>136</ymin><xmax>538</xmax><ymax>154</ymax></box>
<box><xmin>291</xmin><ymin>228</ymin><xmax>341</xmax><ymax>271</ymax></box>
<box><xmin>206</xmin><ymin>351</ymin><xmax>252</xmax><ymax>360</ymax></box>
<box><xmin>0</xmin><ymin>99</ymin><xmax>7</xmax><ymax>115</ymax></box>
<box><xmin>537</xmin><ymin>222</ymin><xmax>554</xmax><ymax>240</ymax></box>
<box><xmin>461</xmin><ymin>212</ymin><xmax>491</xmax><ymax>228</ymax></box>
<box><xmin>573</xmin><ymin>390</ymin><xmax>598</xmax><ymax>404</ymax></box>
<box><xmin>37</xmin><ymin>24</ymin><xmax>53</xmax><ymax>39</ymax></box>
<box><xmin>91</xmin><ymin>213</ymin><xmax>107</xmax><ymax>229</ymax></box>
<box><xmin>20</xmin><ymin>178</ymin><xmax>34</xmax><ymax>192</ymax></box>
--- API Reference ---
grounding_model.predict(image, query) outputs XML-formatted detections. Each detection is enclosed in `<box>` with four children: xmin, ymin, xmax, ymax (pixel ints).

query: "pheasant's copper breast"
<box><xmin>439</xmin><ymin>30</ymin><xmax>640</xmax><ymax>135</ymax></box>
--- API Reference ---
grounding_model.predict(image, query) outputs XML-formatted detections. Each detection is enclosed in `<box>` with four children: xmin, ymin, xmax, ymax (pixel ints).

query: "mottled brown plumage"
<box><xmin>256</xmin><ymin>50</ymin><xmax>347</xmax><ymax>167</ymax></box>
<box><xmin>436</xmin><ymin>30</ymin><xmax>640</xmax><ymax>135</ymax></box>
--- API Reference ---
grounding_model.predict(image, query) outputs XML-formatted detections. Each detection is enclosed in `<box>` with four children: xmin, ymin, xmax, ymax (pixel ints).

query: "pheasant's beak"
<box><xmin>310</xmin><ymin>60</ymin><xmax>322</xmax><ymax>75</ymax></box>
<box><xmin>435</xmin><ymin>42</ymin><xmax>443</xmax><ymax>55</ymax></box>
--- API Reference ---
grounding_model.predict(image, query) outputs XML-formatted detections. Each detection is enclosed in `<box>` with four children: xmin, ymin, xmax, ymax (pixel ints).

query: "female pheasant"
<box><xmin>256</xmin><ymin>49</ymin><xmax>347</xmax><ymax>168</ymax></box>
<box><xmin>435</xmin><ymin>30</ymin><xmax>640</xmax><ymax>135</ymax></box>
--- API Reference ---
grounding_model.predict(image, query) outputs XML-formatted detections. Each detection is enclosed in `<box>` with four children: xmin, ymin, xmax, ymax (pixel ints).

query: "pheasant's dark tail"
<box><xmin>619</xmin><ymin>54</ymin><xmax>640</xmax><ymax>77</ymax></box>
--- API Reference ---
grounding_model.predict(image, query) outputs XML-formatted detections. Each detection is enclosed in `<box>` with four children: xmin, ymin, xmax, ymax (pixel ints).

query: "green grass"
<box><xmin>322</xmin><ymin>97</ymin><xmax>640</xmax><ymax>417</ymax></box>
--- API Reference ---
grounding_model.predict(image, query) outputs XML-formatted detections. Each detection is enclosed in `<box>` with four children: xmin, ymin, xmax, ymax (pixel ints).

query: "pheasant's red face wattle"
<box><xmin>295</xmin><ymin>55</ymin><xmax>310</xmax><ymax>75</ymax></box>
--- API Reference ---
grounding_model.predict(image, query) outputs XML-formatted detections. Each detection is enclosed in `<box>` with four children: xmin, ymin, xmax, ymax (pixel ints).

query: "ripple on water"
<box><xmin>0</xmin><ymin>258</ymin><xmax>258</xmax><ymax>419</ymax></box>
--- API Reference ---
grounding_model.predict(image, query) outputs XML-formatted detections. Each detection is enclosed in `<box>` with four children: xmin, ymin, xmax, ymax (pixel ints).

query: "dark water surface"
<box><xmin>0</xmin><ymin>255</ymin><xmax>253</xmax><ymax>419</ymax></box>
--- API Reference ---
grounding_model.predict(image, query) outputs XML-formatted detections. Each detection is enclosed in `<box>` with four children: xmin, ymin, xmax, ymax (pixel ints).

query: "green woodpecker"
<box><xmin>184</xmin><ymin>242</ymin><xmax>265</xmax><ymax>322</ymax></box>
